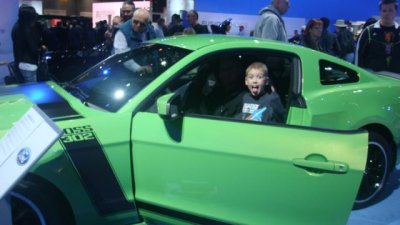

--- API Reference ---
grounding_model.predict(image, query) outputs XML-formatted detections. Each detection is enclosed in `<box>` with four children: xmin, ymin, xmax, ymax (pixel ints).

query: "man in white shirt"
<box><xmin>113</xmin><ymin>8</ymin><xmax>157</xmax><ymax>73</ymax></box>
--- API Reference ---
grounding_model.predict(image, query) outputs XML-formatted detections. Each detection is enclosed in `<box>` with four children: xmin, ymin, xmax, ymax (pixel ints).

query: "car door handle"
<box><xmin>292</xmin><ymin>158</ymin><xmax>348</xmax><ymax>173</ymax></box>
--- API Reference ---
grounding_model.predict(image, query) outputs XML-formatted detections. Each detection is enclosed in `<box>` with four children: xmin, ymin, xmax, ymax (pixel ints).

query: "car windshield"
<box><xmin>65</xmin><ymin>43</ymin><xmax>191</xmax><ymax>112</ymax></box>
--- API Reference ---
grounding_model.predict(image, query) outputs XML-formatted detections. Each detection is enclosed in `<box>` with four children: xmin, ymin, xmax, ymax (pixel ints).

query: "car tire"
<box><xmin>353</xmin><ymin>132</ymin><xmax>391</xmax><ymax>209</ymax></box>
<box><xmin>10</xmin><ymin>174</ymin><xmax>76</xmax><ymax>225</ymax></box>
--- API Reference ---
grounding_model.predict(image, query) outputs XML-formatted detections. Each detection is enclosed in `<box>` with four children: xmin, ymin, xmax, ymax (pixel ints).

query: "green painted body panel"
<box><xmin>3</xmin><ymin>83</ymin><xmax>139</xmax><ymax>225</ymax></box>
<box><xmin>149</xmin><ymin>36</ymin><xmax>399</xmax><ymax>146</ymax></box>
<box><xmin>298</xmin><ymin>52</ymin><xmax>400</xmax><ymax>143</ymax></box>
<box><xmin>0</xmin><ymin>94</ymin><xmax>33</xmax><ymax>130</ymax></box>
<box><xmin>132</xmin><ymin>112</ymin><xmax>368</xmax><ymax>225</ymax></box>
<box><xmin>32</xmin><ymin>114</ymin><xmax>137</xmax><ymax>225</ymax></box>
<box><xmin>2</xmin><ymin>35</ymin><xmax>398</xmax><ymax>224</ymax></box>
<box><xmin>42</xmin><ymin>83</ymin><xmax>136</xmax><ymax>197</ymax></box>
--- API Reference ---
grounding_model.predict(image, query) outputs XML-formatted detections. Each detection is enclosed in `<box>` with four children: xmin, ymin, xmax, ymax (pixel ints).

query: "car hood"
<box><xmin>0</xmin><ymin>82</ymin><xmax>83</xmax><ymax>122</ymax></box>
<box><xmin>0</xmin><ymin>94</ymin><xmax>34</xmax><ymax>137</ymax></box>
<box><xmin>0</xmin><ymin>82</ymin><xmax>88</xmax><ymax>169</ymax></box>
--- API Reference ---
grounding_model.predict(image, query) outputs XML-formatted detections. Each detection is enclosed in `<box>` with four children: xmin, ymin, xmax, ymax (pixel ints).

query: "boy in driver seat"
<box><xmin>241</xmin><ymin>62</ymin><xmax>285</xmax><ymax>122</ymax></box>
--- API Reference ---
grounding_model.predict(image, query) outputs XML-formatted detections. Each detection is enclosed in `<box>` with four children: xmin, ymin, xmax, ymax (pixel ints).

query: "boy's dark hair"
<box><xmin>379</xmin><ymin>0</ymin><xmax>398</xmax><ymax>10</ymax></box>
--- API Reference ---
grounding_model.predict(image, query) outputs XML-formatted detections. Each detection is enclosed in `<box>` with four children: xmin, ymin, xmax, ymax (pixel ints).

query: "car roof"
<box><xmin>148</xmin><ymin>34</ymin><xmax>285</xmax><ymax>51</ymax></box>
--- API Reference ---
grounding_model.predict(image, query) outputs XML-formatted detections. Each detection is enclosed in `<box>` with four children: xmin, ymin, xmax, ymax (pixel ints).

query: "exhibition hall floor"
<box><xmin>347</xmin><ymin>163</ymin><xmax>400</xmax><ymax>225</ymax></box>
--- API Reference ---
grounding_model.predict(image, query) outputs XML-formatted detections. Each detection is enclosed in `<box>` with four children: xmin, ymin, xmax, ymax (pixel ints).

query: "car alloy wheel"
<box><xmin>354</xmin><ymin>132</ymin><xmax>389</xmax><ymax>209</ymax></box>
<box><xmin>11</xmin><ymin>192</ymin><xmax>46</xmax><ymax>225</ymax></box>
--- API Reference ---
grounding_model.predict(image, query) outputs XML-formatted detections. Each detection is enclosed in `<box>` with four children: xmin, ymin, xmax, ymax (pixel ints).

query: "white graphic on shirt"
<box><xmin>242</xmin><ymin>103</ymin><xmax>267</xmax><ymax>121</ymax></box>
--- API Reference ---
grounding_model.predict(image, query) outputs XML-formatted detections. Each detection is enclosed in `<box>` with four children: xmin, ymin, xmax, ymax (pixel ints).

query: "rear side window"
<box><xmin>319</xmin><ymin>60</ymin><xmax>359</xmax><ymax>85</ymax></box>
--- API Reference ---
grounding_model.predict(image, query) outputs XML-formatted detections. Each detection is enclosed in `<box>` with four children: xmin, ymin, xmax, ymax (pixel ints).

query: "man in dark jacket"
<box><xmin>120</xmin><ymin>0</ymin><xmax>136</xmax><ymax>22</ymax></box>
<box><xmin>166</xmin><ymin>14</ymin><xmax>184</xmax><ymax>36</ymax></box>
<box><xmin>319</xmin><ymin>17</ymin><xmax>340</xmax><ymax>56</ymax></box>
<box><xmin>11</xmin><ymin>5</ymin><xmax>43</xmax><ymax>83</ymax></box>
<box><xmin>356</xmin><ymin>0</ymin><xmax>400</xmax><ymax>74</ymax></box>
<box><xmin>334</xmin><ymin>19</ymin><xmax>355</xmax><ymax>63</ymax></box>
<box><xmin>186</xmin><ymin>10</ymin><xmax>210</xmax><ymax>34</ymax></box>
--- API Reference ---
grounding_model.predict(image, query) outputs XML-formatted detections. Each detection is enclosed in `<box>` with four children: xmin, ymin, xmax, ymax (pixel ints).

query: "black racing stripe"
<box><xmin>37</xmin><ymin>102</ymin><xmax>84</xmax><ymax>121</ymax></box>
<box><xmin>0</xmin><ymin>82</ymin><xmax>84</xmax><ymax>121</ymax></box>
<box><xmin>59</xmin><ymin>126</ymin><xmax>136</xmax><ymax>215</ymax></box>
<box><xmin>136</xmin><ymin>200</ymin><xmax>232</xmax><ymax>225</ymax></box>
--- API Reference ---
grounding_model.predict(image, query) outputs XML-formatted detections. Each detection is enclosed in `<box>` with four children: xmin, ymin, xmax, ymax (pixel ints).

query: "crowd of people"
<box><xmin>9</xmin><ymin>0</ymin><xmax>400</xmax><ymax>83</ymax></box>
<box><xmin>257</xmin><ymin>0</ymin><xmax>399</xmax><ymax>74</ymax></box>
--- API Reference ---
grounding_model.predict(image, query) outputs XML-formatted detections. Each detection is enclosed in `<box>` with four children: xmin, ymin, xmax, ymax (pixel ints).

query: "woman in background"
<box><xmin>301</xmin><ymin>19</ymin><xmax>324</xmax><ymax>52</ymax></box>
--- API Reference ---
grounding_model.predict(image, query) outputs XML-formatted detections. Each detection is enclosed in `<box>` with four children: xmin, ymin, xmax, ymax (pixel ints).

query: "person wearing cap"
<box><xmin>254</xmin><ymin>0</ymin><xmax>290</xmax><ymax>42</ymax></box>
<box><xmin>355</xmin><ymin>0</ymin><xmax>400</xmax><ymax>74</ymax></box>
<box><xmin>335</xmin><ymin>19</ymin><xmax>355</xmax><ymax>63</ymax></box>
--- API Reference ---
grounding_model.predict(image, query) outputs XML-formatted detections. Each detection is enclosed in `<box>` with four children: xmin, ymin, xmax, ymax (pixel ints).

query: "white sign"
<box><xmin>0</xmin><ymin>105</ymin><xmax>62</xmax><ymax>199</ymax></box>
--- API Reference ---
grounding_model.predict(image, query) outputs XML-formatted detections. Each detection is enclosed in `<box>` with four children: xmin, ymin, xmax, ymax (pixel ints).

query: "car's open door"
<box><xmin>130</xmin><ymin>94</ymin><xmax>368</xmax><ymax>225</ymax></box>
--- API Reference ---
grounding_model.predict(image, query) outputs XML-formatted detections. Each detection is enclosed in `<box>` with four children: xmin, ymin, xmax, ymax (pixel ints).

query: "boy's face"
<box><xmin>245</xmin><ymin>68</ymin><xmax>268</xmax><ymax>97</ymax></box>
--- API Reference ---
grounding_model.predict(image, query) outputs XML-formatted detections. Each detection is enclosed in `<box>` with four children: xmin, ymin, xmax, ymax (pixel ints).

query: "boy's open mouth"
<box><xmin>251</xmin><ymin>85</ymin><xmax>260</xmax><ymax>94</ymax></box>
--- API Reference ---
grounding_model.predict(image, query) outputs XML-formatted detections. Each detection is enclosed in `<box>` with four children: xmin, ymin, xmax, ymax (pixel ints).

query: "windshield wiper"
<box><xmin>63</xmin><ymin>83</ymin><xmax>90</xmax><ymax>105</ymax></box>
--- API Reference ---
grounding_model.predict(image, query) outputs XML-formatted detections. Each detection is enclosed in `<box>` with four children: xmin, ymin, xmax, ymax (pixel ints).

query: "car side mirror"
<box><xmin>156</xmin><ymin>93</ymin><xmax>182</xmax><ymax>120</ymax></box>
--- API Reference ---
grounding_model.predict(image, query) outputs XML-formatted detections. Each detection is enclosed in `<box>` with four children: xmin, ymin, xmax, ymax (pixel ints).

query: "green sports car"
<box><xmin>3</xmin><ymin>35</ymin><xmax>399</xmax><ymax>225</ymax></box>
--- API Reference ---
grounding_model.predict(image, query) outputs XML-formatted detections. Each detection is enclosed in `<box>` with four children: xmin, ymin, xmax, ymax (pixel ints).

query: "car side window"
<box><xmin>143</xmin><ymin>52</ymin><xmax>294</xmax><ymax>124</ymax></box>
<box><xmin>142</xmin><ymin>65</ymin><xmax>204</xmax><ymax>113</ymax></box>
<box><xmin>319</xmin><ymin>60</ymin><xmax>359</xmax><ymax>85</ymax></box>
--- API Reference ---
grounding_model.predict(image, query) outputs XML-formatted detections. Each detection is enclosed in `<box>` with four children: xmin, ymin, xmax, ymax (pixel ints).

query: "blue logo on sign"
<box><xmin>17</xmin><ymin>148</ymin><xmax>31</xmax><ymax>165</ymax></box>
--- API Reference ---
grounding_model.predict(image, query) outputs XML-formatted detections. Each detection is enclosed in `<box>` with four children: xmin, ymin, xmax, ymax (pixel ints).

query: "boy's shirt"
<box><xmin>241</xmin><ymin>91</ymin><xmax>284</xmax><ymax>123</ymax></box>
